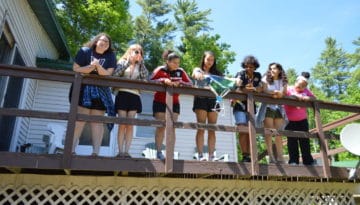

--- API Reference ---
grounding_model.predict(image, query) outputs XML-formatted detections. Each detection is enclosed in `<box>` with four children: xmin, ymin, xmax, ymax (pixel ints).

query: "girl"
<box><xmin>233</xmin><ymin>55</ymin><xmax>263</xmax><ymax>162</ymax></box>
<box><xmin>71</xmin><ymin>33</ymin><xmax>116</xmax><ymax>156</ymax></box>
<box><xmin>113</xmin><ymin>44</ymin><xmax>149</xmax><ymax>158</ymax></box>
<box><xmin>284</xmin><ymin>74</ymin><xmax>316</xmax><ymax>165</ymax></box>
<box><xmin>192</xmin><ymin>51</ymin><xmax>222</xmax><ymax>161</ymax></box>
<box><xmin>256</xmin><ymin>63</ymin><xmax>288</xmax><ymax>163</ymax></box>
<box><xmin>150</xmin><ymin>50</ymin><xmax>192</xmax><ymax>160</ymax></box>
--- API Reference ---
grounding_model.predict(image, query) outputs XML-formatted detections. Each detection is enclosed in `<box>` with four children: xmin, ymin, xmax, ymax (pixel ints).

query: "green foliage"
<box><xmin>310</xmin><ymin>36</ymin><xmax>360</xmax><ymax>162</ymax></box>
<box><xmin>348</xmin><ymin>37</ymin><xmax>360</xmax><ymax>67</ymax></box>
<box><xmin>285</xmin><ymin>68</ymin><xmax>298</xmax><ymax>85</ymax></box>
<box><xmin>180</xmin><ymin>34</ymin><xmax>236</xmax><ymax>74</ymax></box>
<box><xmin>173</xmin><ymin>0</ymin><xmax>236</xmax><ymax>74</ymax></box>
<box><xmin>54</xmin><ymin>0</ymin><xmax>133</xmax><ymax>56</ymax></box>
<box><xmin>174</xmin><ymin>0</ymin><xmax>212</xmax><ymax>38</ymax></box>
<box><xmin>311</xmin><ymin>37</ymin><xmax>351</xmax><ymax>99</ymax></box>
<box><xmin>134</xmin><ymin>0</ymin><xmax>176</xmax><ymax>71</ymax></box>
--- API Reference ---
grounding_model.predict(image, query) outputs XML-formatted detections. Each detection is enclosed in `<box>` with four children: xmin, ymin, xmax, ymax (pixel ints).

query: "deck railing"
<box><xmin>0</xmin><ymin>64</ymin><xmax>359</xmax><ymax>179</ymax></box>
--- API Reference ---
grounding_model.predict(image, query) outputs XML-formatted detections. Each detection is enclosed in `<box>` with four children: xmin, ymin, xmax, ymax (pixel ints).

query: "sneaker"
<box><xmin>197</xmin><ymin>154</ymin><xmax>207</xmax><ymax>161</ymax></box>
<box><xmin>210</xmin><ymin>156</ymin><xmax>220</xmax><ymax>162</ymax></box>
<box><xmin>242</xmin><ymin>155</ymin><xmax>251</xmax><ymax>163</ymax></box>
<box><xmin>289</xmin><ymin>162</ymin><xmax>298</xmax><ymax>166</ymax></box>
<box><xmin>304</xmin><ymin>159</ymin><xmax>317</xmax><ymax>166</ymax></box>
<box><xmin>116</xmin><ymin>153</ymin><xmax>124</xmax><ymax>158</ymax></box>
<box><xmin>156</xmin><ymin>151</ymin><xmax>165</xmax><ymax>160</ymax></box>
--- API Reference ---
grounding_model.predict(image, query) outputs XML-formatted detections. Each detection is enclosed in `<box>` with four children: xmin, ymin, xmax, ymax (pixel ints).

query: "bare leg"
<box><xmin>154</xmin><ymin>112</ymin><xmax>166</xmax><ymax>152</ymax></box>
<box><xmin>72</xmin><ymin>106</ymin><xmax>90</xmax><ymax>153</ymax></box>
<box><xmin>239</xmin><ymin>133</ymin><xmax>250</xmax><ymax>155</ymax></box>
<box><xmin>264</xmin><ymin>117</ymin><xmax>276</xmax><ymax>163</ymax></box>
<box><xmin>195</xmin><ymin>109</ymin><xmax>207</xmax><ymax>156</ymax></box>
<box><xmin>207</xmin><ymin>111</ymin><xmax>218</xmax><ymax>158</ymax></box>
<box><xmin>117</xmin><ymin>110</ymin><xmax>127</xmax><ymax>155</ymax></box>
<box><xmin>274</xmin><ymin>118</ymin><xmax>285</xmax><ymax>163</ymax></box>
<box><xmin>124</xmin><ymin>110</ymin><xmax>137</xmax><ymax>154</ymax></box>
<box><xmin>90</xmin><ymin>109</ymin><xmax>105</xmax><ymax>155</ymax></box>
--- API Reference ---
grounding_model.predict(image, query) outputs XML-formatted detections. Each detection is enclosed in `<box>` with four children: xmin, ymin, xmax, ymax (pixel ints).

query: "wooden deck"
<box><xmin>0</xmin><ymin>64</ymin><xmax>360</xmax><ymax>181</ymax></box>
<box><xmin>0</xmin><ymin>152</ymin><xmax>357</xmax><ymax>181</ymax></box>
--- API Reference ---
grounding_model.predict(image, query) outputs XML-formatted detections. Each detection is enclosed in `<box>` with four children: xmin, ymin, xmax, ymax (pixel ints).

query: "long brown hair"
<box><xmin>83</xmin><ymin>32</ymin><xmax>114</xmax><ymax>53</ymax></box>
<box><xmin>265</xmin><ymin>62</ymin><xmax>288</xmax><ymax>86</ymax></box>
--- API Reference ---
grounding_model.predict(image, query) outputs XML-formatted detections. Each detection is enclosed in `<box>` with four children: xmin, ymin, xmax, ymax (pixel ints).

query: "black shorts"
<box><xmin>192</xmin><ymin>96</ymin><xmax>219</xmax><ymax>112</ymax></box>
<box><xmin>265</xmin><ymin>107</ymin><xmax>282</xmax><ymax>118</ymax></box>
<box><xmin>69</xmin><ymin>85</ymin><xmax>106</xmax><ymax>110</ymax></box>
<box><xmin>152</xmin><ymin>101</ymin><xmax>180</xmax><ymax>116</ymax></box>
<box><xmin>115</xmin><ymin>91</ymin><xmax>142</xmax><ymax>113</ymax></box>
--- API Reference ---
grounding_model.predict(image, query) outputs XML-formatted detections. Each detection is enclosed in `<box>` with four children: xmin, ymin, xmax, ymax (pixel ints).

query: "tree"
<box><xmin>285</xmin><ymin>68</ymin><xmax>297</xmax><ymax>85</ymax></box>
<box><xmin>311</xmin><ymin>37</ymin><xmax>351</xmax><ymax>99</ymax></box>
<box><xmin>174</xmin><ymin>0</ymin><xmax>212</xmax><ymax>39</ymax></box>
<box><xmin>133</xmin><ymin>0</ymin><xmax>176</xmax><ymax>70</ymax></box>
<box><xmin>173</xmin><ymin>0</ymin><xmax>235</xmax><ymax>74</ymax></box>
<box><xmin>349</xmin><ymin>37</ymin><xmax>360</xmax><ymax>67</ymax></box>
<box><xmin>310</xmin><ymin>37</ymin><xmax>360</xmax><ymax>162</ymax></box>
<box><xmin>342</xmin><ymin>37</ymin><xmax>360</xmax><ymax>105</ymax></box>
<box><xmin>54</xmin><ymin>0</ymin><xmax>133</xmax><ymax>56</ymax></box>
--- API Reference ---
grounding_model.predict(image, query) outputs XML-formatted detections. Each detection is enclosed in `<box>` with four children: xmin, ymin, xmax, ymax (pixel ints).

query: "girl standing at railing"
<box><xmin>284</xmin><ymin>73</ymin><xmax>316</xmax><ymax>165</ymax></box>
<box><xmin>232</xmin><ymin>55</ymin><xmax>263</xmax><ymax>162</ymax></box>
<box><xmin>256</xmin><ymin>63</ymin><xmax>288</xmax><ymax>164</ymax></box>
<box><xmin>150</xmin><ymin>50</ymin><xmax>193</xmax><ymax>160</ymax></box>
<box><xmin>70</xmin><ymin>33</ymin><xmax>116</xmax><ymax>156</ymax></box>
<box><xmin>113</xmin><ymin>44</ymin><xmax>149</xmax><ymax>158</ymax></box>
<box><xmin>192</xmin><ymin>51</ymin><xmax>223</xmax><ymax>161</ymax></box>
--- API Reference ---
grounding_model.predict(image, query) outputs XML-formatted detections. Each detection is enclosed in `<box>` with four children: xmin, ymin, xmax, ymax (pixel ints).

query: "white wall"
<box><xmin>0</xmin><ymin>0</ymin><xmax>62</xmax><ymax>151</ymax></box>
<box><xmin>0</xmin><ymin>0</ymin><xmax>59</xmax><ymax>66</ymax></box>
<box><xmin>131</xmin><ymin>93</ymin><xmax>238</xmax><ymax>162</ymax></box>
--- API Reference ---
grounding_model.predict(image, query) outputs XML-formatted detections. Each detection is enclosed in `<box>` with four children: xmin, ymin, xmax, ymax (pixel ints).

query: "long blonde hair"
<box><xmin>119</xmin><ymin>44</ymin><xmax>144</xmax><ymax>62</ymax></box>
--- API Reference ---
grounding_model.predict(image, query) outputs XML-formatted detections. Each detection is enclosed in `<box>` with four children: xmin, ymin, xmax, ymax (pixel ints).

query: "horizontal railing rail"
<box><xmin>0</xmin><ymin>64</ymin><xmax>359</xmax><ymax>178</ymax></box>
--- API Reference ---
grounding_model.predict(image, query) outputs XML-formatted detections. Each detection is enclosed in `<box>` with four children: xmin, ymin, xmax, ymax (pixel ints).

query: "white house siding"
<box><xmin>174</xmin><ymin>95</ymin><xmax>237</xmax><ymax>161</ymax></box>
<box><xmin>12</xmin><ymin>79</ymin><xmax>36</xmax><ymax>151</ymax></box>
<box><xmin>1</xmin><ymin>0</ymin><xmax>61</xmax><ymax>151</ymax></box>
<box><xmin>27</xmin><ymin>81</ymin><xmax>70</xmax><ymax>147</ymax></box>
<box><xmin>0</xmin><ymin>0</ymin><xmax>59</xmax><ymax>65</ymax></box>
<box><xmin>131</xmin><ymin>93</ymin><xmax>238</xmax><ymax>162</ymax></box>
<box><xmin>22</xmin><ymin>80</ymin><xmax>239</xmax><ymax>161</ymax></box>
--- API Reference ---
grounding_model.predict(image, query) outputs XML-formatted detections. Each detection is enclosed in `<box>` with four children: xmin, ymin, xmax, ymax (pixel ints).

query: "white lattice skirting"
<box><xmin>0</xmin><ymin>174</ymin><xmax>358</xmax><ymax>204</ymax></box>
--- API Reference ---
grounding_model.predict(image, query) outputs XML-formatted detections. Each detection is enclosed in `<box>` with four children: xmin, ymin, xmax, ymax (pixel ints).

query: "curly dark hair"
<box><xmin>84</xmin><ymin>32</ymin><xmax>114</xmax><ymax>53</ymax></box>
<box><xmin>265</xmin><ymin>62</ymin><xmax>288</xmax><ymax>86</ymax></box>
<box><xmin>241</xmin><ymin>55</ymin><xmax>260</xmax><ymax>69</ymax></box>
<box><xmin>200</xmin><ymin>51</ymin><xmax>222</xmax><ymax>76</ymax></box>
<box><xmin>301</xmin><ymin>71</ymin><xmax>310</xmax><ymax>79</ymax></box>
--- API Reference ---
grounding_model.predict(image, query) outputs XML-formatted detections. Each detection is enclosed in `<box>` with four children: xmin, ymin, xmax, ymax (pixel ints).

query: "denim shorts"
<box><xmin>233</xmin><ymin>111</ymin><xmax>248</xmax><ymax>125</ymax></box>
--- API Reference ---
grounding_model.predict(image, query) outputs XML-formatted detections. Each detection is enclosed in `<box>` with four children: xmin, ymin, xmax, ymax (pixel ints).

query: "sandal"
<box><xmin>123</xmin><ymin>152</ymin><xmax>132</xmax><ymax>158</ymax></box>
<box><xmin>116</xmin><ymin>153</ymin><xmax>124</xmax><ymax>158</ymax></box>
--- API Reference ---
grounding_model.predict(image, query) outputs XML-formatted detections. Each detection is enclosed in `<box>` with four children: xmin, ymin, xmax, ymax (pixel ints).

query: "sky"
<box><xmin>129</xmin><ymin>0</ymin><xmax>360</xmax><ymax>75</ymax></box>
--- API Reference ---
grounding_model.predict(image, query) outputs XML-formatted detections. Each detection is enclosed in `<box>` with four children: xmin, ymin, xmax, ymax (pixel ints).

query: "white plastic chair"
<box><xmin>141</xmin><ymin>142</ymin><xmax>179</xmax><ymax>159</ymax></box>
<box><xmin>193</xmin><ymin>146</ymin><xmax>229</xmax><ymax>162</ymax></box>
<box><xmin>44</xmin><ymin>123</ymin><xmax>66</xmax><ymax>154</ymax></box>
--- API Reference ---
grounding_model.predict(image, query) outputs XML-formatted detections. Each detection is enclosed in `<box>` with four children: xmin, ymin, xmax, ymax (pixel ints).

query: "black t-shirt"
<box><xmin>232</xmin><ymin>70</ymin><xmax>262</xmax><ymax>112</ymax></box>
<box><xmin>74</xmin><ymin>47</ymin><xmax>116</xmax><ymax>74</ymax></box>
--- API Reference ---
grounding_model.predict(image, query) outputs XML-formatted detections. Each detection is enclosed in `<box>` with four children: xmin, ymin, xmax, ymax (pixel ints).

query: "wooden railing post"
<box><xmin>165</xmin><ymin>87</ymin><xmax>175</xmax><ymax>173</ymax></box>
<box><xmin>313</xmin><ymin>102</ymin><xmax>331</xmax><ymax>178</ymax></box>
<box><xmin>247</xmin><ymin>93</ymin><xmax>259</xmax><ymax>175</ymax></box>
<box><xmin>62</xmin><ymin>73</ymin><xmax>82</xmax><ymax>170</ymax></box>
